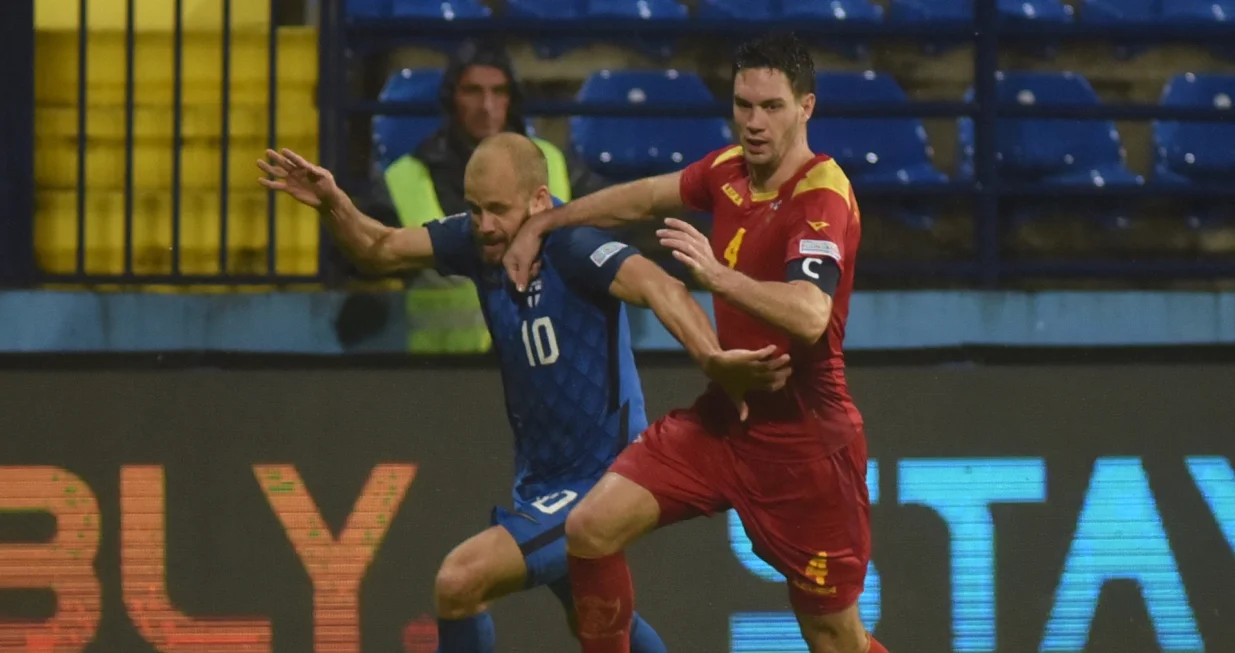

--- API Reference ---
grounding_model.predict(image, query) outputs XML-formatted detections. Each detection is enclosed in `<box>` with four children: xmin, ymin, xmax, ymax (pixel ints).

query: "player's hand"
<box><xmin>504</xmin><ymin>219</ymin><xmax>547</xmax><ymax>292</ymax></box>
<box><xmin>704</xmin><ymin>345</ymin><xmax>792</xmax><ymax>422</ymax></box>
<box><xmin>657</xmin><ymin>217</ymin><xmax>728</xmax><ymax>292</ymax></box>
<box><xmin>256</xmin><ymin>148</ymin><xmax>340</xmax><ymax>210</ymax></box>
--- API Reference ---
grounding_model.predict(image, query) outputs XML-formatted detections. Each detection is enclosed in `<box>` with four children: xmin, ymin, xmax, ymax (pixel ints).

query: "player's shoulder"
<box><xmin>545</xmin><ymin>226</ymin><xmax>631</xmax><ymax>266</ymax></box>
<box><xmin>431</xmin><ymin>211</ymin><xmax>474</xmax><ymax>235</ymax></box>
<box><xmin>700</xmin><ymin>145</ymin><xmax>748</xmax><ymax>178</ymax></box>
<box><xmin>788</xmin><ymin>155</ymin><xmax>854</xmax><ymax>209</ymax></box>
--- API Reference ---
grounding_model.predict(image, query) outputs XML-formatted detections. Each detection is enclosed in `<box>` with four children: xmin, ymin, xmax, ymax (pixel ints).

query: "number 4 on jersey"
<box><xmin>521</xmin><ymin>317</ymin><xmax>559</xmax><ymax>367</ymax></box>
<box><xmin>723</xmin><ymin>228</ymin><xmax>747</xmax><ymax>269</ymax></box>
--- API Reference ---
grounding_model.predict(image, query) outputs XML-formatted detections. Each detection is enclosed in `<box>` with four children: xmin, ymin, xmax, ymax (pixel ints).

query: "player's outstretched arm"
<box><xmin>608</xmin><ymin>256</ymin><xmax>792</xmax><ymax>409</ymax></box>
<box><xmin>505</xmin><ymin>172</ymin><xmax>683</xmax><ymax>291</ymax></box>
<box><xmin>607</xmin><ymin>254</ymin><xmax>720</xmax><ymax>367</ymax></box>
<box><xmin>257</xmin><ymin>148</ymin><xmax>435</xmax><ymax>275</ymax></box>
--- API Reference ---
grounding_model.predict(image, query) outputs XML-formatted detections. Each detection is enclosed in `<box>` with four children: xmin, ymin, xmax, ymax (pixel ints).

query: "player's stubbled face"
<box><xmin>732</xmin><ymin>68</ymin><xmax>803</xmax><ymax>168</ymax></box>
<box><xmin>464</xmin><ymin>164</ymin><xmax>529</xmax><ymax>266</ymax></box>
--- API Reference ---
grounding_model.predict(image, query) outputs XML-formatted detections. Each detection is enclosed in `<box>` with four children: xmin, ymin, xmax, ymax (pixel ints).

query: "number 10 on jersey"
<box><xmin>521</xmin><ymin>317</ymin><xmax>560</xmax><ymax>367</ymax></box>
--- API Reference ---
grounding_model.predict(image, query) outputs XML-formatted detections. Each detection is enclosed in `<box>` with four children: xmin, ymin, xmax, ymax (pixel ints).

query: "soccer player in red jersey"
<box><xmin>503</xmin><ymin>33</ymin><xmax>885</xmax><ymax>653</ymax></box>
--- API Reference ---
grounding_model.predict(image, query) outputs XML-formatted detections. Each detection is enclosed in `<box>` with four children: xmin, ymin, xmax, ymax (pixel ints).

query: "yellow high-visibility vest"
<box><xmin>383</xmin><ymin>138</ymin><xmax>572</xmax><ymax>353</ymax></box>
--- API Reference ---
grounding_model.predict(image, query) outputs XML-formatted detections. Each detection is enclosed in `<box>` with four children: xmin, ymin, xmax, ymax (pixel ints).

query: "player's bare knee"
<box><xmin>564</xmin><ymin>504</ymin><xmax>622</xmax><ymax>558</ymax></box>
<box><xmin>433</xmin><ymin>561</ymin><xmax>487</xmax><ymax>618</ymax></box>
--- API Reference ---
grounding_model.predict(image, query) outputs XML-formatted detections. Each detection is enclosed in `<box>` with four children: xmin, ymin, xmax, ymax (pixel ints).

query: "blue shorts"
<box><xmin>490</xmin><ymin>478</ymin><xmax>598</xmax><ymax>593</ymax></box>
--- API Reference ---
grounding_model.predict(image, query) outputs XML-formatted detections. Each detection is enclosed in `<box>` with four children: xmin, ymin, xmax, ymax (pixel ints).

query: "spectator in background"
<box><xmin>362</xmin><ymin>40</ymin><xmax>609</xmax><ymax>354</ymax></box>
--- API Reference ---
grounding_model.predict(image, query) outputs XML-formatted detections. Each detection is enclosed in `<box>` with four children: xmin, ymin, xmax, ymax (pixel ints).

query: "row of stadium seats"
<box><xmin>373</xmin><ymin>69</ymin><xmax>1235</xmax><ymax>191</ymax></box>
<box><xmin>345</xmin><ymin>0</ymin><xmax>1231</xmax><ymax>29</ymax></box>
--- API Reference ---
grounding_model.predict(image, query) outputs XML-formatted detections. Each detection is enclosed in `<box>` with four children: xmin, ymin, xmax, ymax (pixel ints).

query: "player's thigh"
<box><xmin>565</xmin><ymin>472</ymin><xmax>662</xmax><ymax>557</ymax></box>
<box><xmin>435</xmin><ymin>525</ymin><xmax>528</xmax><ymax>609</ymax></box>
<box><xmin>732</xmin><ymin>439</ymin><xmax>871</xmax><ymax>621</ymax></box>
<box><xmin>569</xmin><ymin>410</ymin><xmax>731</xmax><ymax>556</ymax></box>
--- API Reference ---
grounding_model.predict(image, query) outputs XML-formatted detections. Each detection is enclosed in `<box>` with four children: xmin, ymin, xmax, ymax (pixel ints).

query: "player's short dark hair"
<box><xmin>732</xmin><ymin>33</ymin><xmax>816</xmax><ymax>98</ymax></box>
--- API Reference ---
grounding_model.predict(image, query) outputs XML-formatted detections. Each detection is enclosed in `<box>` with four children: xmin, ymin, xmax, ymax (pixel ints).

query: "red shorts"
<box><xmin>609</xmin><ymin>408</ymin><xmax>871</xmax><ymax>615</ymax></box>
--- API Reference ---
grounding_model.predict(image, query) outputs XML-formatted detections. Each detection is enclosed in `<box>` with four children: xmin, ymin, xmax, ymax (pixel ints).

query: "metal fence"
<box><xmin>323</xmin><ymin>0</ymin><xmax>1235</xmax><ymax>287</ymax></box>
<box><xmin>19</xmin><ymin>0</ymin><xmax>322</xmax><ymax>286</ymax></box>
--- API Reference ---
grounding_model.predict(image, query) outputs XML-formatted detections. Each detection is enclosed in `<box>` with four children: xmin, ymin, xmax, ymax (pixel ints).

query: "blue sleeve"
<box><xmin>424</xmin><ymin>213</ymin><xmax>478</xmax><ymax>278</ymax></box>
<box><xmin>544</xmin><ymin>227</ymin><xmax>640</xmax><ymax>296</ymax></box>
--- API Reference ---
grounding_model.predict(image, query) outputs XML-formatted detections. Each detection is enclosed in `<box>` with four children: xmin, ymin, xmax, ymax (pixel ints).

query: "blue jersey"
<box><xmin>425</xmin><ymin>211</ymin><xmax>649</xmax><ymax>500</ymax></box>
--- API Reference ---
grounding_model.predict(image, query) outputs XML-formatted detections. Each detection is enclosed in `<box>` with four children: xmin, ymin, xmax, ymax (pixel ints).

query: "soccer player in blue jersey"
<box><xmin>258</xmin><ymin>134</ymin><xmax>791</xmax><ymax>653</ymax></box>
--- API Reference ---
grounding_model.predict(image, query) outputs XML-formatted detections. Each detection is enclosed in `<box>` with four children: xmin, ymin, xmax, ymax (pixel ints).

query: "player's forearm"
<box><xmin>643</xmin><ymin>278</ymin><xmax>723</xmax><ymax>367</ymax></box>
<box><xmin>530</xmin><ymin>175</ymin><xmax>674</xmax><ymax>233</ymax></box>
<box><xmin>712</xmin><ymin>270</ymin><xmax>832</xmax><ymax>344</ymax></box>
<box><xmin>320</xmin><ymin>190</ymin><xmax>403</xmax><ymax>274</ymax></box>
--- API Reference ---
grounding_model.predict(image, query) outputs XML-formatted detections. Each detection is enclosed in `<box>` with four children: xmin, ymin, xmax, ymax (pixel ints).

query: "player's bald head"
<box><xmin>467</xmin><ymin>132</ymin><xmax>549</xmax><ymax>199</ymax></box>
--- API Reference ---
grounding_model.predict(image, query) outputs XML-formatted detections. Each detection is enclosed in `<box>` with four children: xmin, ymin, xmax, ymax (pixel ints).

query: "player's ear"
<box><xmin>529</xmin><ymin>184</ymin><xmax>553</xmax><ymax>214</ymax></box>
<box><xmin>799</xmin><ymin>92</ymin><xmax>816</xmax><ymax>124</ymax></box>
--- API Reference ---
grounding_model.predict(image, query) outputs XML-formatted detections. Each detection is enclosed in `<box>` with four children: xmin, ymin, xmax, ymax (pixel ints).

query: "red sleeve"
<box><xmin>679</xmin><ymin>146</ymin><xmax>739</xmax><ymax>213</ymax></box>
<box><xmin>784</xmin><ymin>189</ymin><xmax>852</xmax><ymax>270</ymax></box>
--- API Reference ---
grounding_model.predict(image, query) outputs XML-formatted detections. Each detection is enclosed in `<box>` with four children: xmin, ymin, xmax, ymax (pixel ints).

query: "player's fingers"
<box><xmin>257</xmin><ymin>178</ymin><xmax>286</xmax><ymax>191</ymax></box>
<box><xmin>763</xmin><ymin>353</ymin><xmax>792</xmax><ymax>370</ymax></box>
<box><xmin>658</xmin><ymin>236</ymin><xmax>697</xmax><ymax>256</ymax></box>
<box><xmin>281</xmin><ymin>148</ymin><xmax>314</xmax><ymax>170</ymax></box>
<box><xmin>256</xmin><ymin>160</ymin><xmax>287</xmax><ymax>178</ymax></box>
<box><xmin>657</xmin><ymin>223</ymin><xmax>708</xmax><ymax>251</ymax></box>
<box><xmin>266</xmin><ymin>148</ymin><xmax>294</xmax><ymax>170</ymax></box>
<box><xmin>504</xmin><ymin>249</ymin><xmax>529</xmax><ymax>291</ymax></box>
<box><xmin>663</xmin><ymin>217</ymin><xmax>705</xmax><ymax>240</ymax></box>
<box><xmin>749</xmin><ymin>344</ymin><xmax>779</xmax><ymax>359</ymax></box>
<box><xmin>670</xmin><ymin>250</ymin><xmax>702</xmax><ymax>271</ymax></box>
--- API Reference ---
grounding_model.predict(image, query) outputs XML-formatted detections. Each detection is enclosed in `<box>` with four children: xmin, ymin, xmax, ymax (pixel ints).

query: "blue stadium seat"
<box><xmin>811</xmin><ymin>71</ymin><xmax>947</xmax><ymax>187</ymax></box>
<box><xmin>696</xmin><ymin>0</ymin><xmax>775</xmax><ymax>20</ymax></box>
<box><xmin>782</xmin><ymin>0</ymin><xmax>885</xmax><ymax>22</ymax></box>
<box><xmin>1080</xmin><ymin>0</ymin><xmax>1233</xmax><ymax>24</ymax></box>
<box><xmin>587</xmin><ymin>0</ymin><xmax>689</xmax><ymax>60</ymax></box>
<box><xmin>1000</xmin><ymin>0</ymin><xmax>1074</xmax><ymax>21</ymax></box>
<box><xmin>893</xmin><ymin>0</ymin><xmax>1073</xmax><ymax>23</ymax></box>
<box><xmin>782</xmin><ymin>0</ymin><xmax>885</xmax><ymax>59</ymax></box>
<box><xmin>506</xmin><ymin>0</ymin><xmax>687</xmax><ymax>59</ymax></box>
<box><xmin>890</xmin><ymin>0</ymin><xmax>971</xmax><ymax>24</ymax></box>
<box><xmin>571</xmin><ymin>70</ymin><xmax>732</xmax><ymax>181</ymax></box>
<box><xmin>811</xmin><ymin>71</ymin><xmax>948</xmax><ymax>230</ymax></box>
<box><xmin>959</xmin><ymin>72</ymin><xmax>1141</xmax><ymax>229</ymax></box>
<box><xmin>504</xmin><ymin>0</ymin><xmax>584</xmax><ymax>59</ymax></box>
<box><xmin>346</xmin><ymin>0</ymin><xmax>390</xmax><ymax>17</ymax></box>
<box><xmin>1081</xmin><ymin>0</ymin><xmax>1155</xmax><ymax>23</ymax></box>
<box><xmin>1154</xmin><ymin>74</ymin><xmax>1235</xmax><ymax>228</ymax></box>
<box><xmin>1162</xmin><ymin>0</ymin><xmax>1235</xmax><ymax>21</ymax></box>
<box><xmin>389</xmin><ymin>0</ymin><xmax>491</xmax><ymax>18</ymax></box>
<box><xmin>372</xmin><ymin>69</ymin><xmax>444</xmax><ymax>169</ymax></box>
<box><xmin>959</xmin><ymin>72</ymin><xmax>1140</xmax><ymax>186</ymax></box>
<box><xmin>1155</xmin><ymin>73</ymin><xmax>1235</xmax><ymax>183</ymax></box>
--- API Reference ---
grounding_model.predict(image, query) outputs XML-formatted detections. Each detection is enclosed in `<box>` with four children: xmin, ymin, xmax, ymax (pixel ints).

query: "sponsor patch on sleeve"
<box><xmin>437</xmin><ymin>212</ymin><xmax>469</xmax><ymax>224</ymax></box>
<box><xmin>589</xmin><ymin>241</ymin><xmax>628</xmax><ymax>267</ymax></box>
<box><xmin>799</xmin><ymin>239</ymin><xmax>841</xmax><ymax>261</ymax></box>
